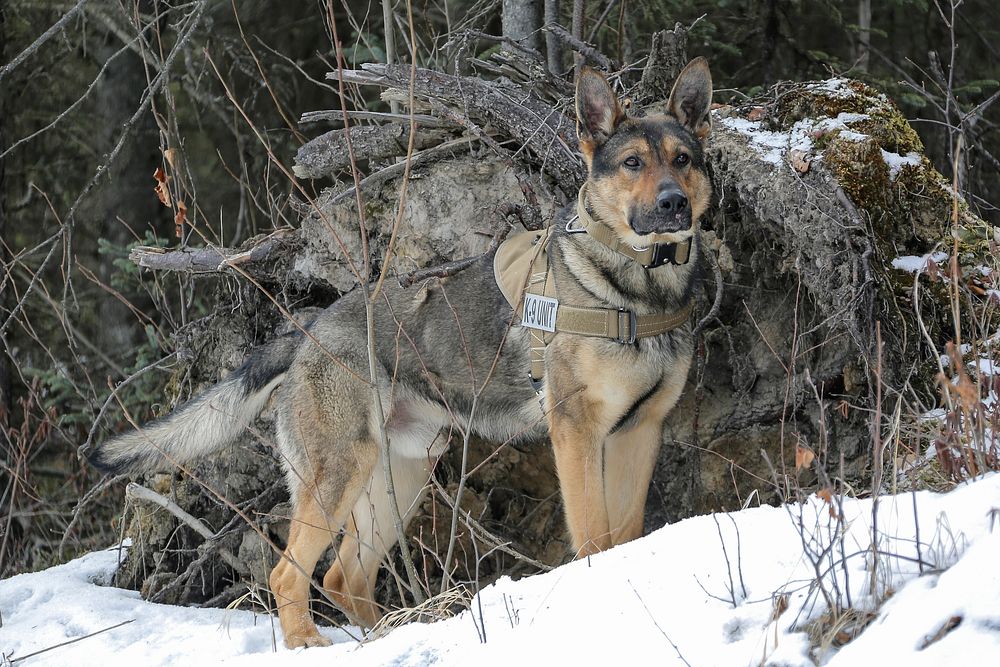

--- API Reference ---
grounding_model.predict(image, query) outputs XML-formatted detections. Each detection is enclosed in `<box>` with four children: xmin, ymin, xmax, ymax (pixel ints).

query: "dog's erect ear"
<box><xmin>576</xmin><ymin>67</ymin><xmax>625</xmax><ymax>147</ymax></box>
<box><xmin>667</xmin><ymin>57</ymin><xmax>713</xmax><ymax>139</ymax></box>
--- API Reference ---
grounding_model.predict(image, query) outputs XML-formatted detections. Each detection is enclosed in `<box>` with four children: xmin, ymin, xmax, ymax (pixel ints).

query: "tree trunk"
<box><xmin>857</xmin><ymin>0</ymin><xmax>872</xmax><ymax>72</ymax></box>
<box><xmin>544</xmin><ymin>0</ymin><xmax>561</xmax><ymax>74</ymax></box>
<box><xmin>502</xmin><ymin>0</ymin><xmax>542</xmax><ymax>51</ymax></box>
<box><xmin>0</xmin><ymin>0</ymin><xmax>11</xmax><ymax>421</ymax></box>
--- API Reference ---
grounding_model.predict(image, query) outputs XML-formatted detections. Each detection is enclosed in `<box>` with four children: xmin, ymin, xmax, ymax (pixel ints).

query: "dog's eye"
<box><xmin>674</xmin><ymin>153</ymin><xmax>690</xmax><ymax>167</ymax></box>
<box><xmin>623</xmin><ymin>156</ymin><xmax>642</xmax><ymax>170</ymax></box>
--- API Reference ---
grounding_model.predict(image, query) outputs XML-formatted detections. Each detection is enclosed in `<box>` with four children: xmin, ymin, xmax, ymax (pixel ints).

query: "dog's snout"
<box><xmin>656</xmin><ymin>188</ymin><xmax>688</xmax><ymax>213</ymax></box>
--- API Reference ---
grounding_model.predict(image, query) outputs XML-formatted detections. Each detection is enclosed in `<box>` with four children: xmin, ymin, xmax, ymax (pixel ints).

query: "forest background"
<box><xmin>1</xmin><ymin>0</ymin><xmax>998</xmax><ymax>586</ymax></box>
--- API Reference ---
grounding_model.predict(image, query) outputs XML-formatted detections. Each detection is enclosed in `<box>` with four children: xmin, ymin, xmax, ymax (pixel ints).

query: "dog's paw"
<box><xmin>285</xmin><ymin>631</ymin><xmax>333</xmax><ymax>649</ymax></box>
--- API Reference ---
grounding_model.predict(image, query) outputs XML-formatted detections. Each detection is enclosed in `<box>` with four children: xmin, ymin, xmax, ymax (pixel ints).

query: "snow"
<box><xmin>805</xmin><ymin>78</ymin><xmax>859</xmax><ymax>99</ymax></box>
<box><xmin>3</xmin><ymin>477</ymin><xmax>1000</xmax><ymax>666</ymax></box>
<box><xmin>891</xmin><ymin>251</ymin><xmax>949</xmax><ymax>273</ymax></box>
<box><xmin>881</xmin><ymin>149</ymin><xmax>922</xmax><ymax>180</ymax></box>
<box><xmin>718</xmin><ymin>111</ymin><xmax>870</xmax><ymax>168</ymax></box>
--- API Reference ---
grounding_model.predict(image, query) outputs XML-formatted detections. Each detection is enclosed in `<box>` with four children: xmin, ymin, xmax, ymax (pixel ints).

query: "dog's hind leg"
<box><xmin>323</xmin><ymin>451</ymin><xmax>432</xmax><ymax>628</ymax></box>
<box><xmin>270</xmin><ymin>440</ymin><xmax>378</xmax><ymax>648</ymax></box>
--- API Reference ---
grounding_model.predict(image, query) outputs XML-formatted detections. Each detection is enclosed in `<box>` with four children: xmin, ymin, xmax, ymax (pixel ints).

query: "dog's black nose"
<box><xmin>657</xmin><ymin>188</ymin><xmax>688</xmax><ymax>212</ymax></box>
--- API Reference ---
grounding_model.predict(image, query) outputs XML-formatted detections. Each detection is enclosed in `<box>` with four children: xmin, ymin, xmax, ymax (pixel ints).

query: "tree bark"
<box><xmin>544</xmin><ymin>0</ymin><xmax>561</xmax><ymax>74</ymax></box>
<box><xmin>502</xmin><ymin>0</ymin><xmax>542</xmax><ymax>51</ymax></box>
<box><xmin>857</xmin><ymin>0</ymin><xmax>872</xmax><ymax>72</ymax></box>
<box><xmin>0</xmin><ymin>0</ymin><xmax>11</xmax><ymax>422</ymax></box>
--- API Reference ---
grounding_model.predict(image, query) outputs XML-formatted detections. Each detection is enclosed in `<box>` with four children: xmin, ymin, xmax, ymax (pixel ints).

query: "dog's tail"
<box><xmin>89</xmin><ymin>331</ymin><xmax>303</xmax><ymax>476</ymax></box>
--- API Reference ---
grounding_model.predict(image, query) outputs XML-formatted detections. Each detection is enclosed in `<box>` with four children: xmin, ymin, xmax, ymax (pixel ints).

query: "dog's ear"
<box><xmin>667</xmin><ymin>57</ymin><xmax>713</xmax><ymax>140</ymax></box>
<box><xmin>576</xmin><ymin>67</ymin><xmax>624</xmax><ymax>148</ymax></box>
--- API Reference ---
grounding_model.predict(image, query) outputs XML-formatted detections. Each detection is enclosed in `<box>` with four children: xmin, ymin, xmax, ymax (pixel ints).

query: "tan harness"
<box><xmin>494</xmin><ymin>185</ymin><xmax>694</xmax><ymax>391</ymax></box>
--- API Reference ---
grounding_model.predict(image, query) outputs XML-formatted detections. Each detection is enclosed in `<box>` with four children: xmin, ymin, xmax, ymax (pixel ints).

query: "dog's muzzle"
<box><xmin>631</xmin><ymin>187</ymin><xmax>692</xmax><ymax>235</ymax></box>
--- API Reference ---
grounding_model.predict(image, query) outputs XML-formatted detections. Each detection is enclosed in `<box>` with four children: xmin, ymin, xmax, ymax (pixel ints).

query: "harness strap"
<box><xmin>494</xmin><ymin>187</ymin><xmax>697</xmax><ymax>394</ymax></box>
<box><xmin>555</xmin><ymin>301</ymin><xmax>694</xmax><ymax>341</ymax></box>
<box><xmin>569</xmin><ymin>184</ymin><xmax>692</xmax><ymax>269</ymax></box>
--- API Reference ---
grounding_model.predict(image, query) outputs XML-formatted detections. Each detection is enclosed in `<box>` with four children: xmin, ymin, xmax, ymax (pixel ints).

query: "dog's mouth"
<box><xmin>629</xmin><ymin>210</ymin><xmax>693</xmax><ymax>236</ymax></box>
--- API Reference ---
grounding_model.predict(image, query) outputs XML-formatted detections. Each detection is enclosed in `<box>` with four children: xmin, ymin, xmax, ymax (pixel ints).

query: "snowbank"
<box><xmin>2</xmin><ymin>476</ymin><xmax>999</xmax><ymax>666</ymax></box>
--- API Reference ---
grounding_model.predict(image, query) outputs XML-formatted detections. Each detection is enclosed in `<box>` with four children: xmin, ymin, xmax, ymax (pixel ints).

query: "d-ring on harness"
<box><xmin>493</xmin><ymin>185</ymin><xmax>694</xmax><ymax>394</ymax></box>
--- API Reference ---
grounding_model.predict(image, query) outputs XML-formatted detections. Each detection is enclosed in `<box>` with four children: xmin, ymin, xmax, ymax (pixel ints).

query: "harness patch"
<box><xmin>521</xmin><ymin>293</ymin><xmax>559</xmax><ymax>332</ymax></box>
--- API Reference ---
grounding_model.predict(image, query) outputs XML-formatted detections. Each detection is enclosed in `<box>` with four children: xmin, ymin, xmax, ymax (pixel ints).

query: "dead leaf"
<box><xmin>789</xmin><ymin>149</ymin><xmax>811</xmax><ymax>173</ymax></box>
<box><xmin>770</xmin><ymin>593</ymin><xmax>789</xmax><ymax>622</ymax></box>
<box><xmin>153</xmin><ymin>168</ymin><xmax>171</xmax><ymax>207</ymax></box>
<box><xmin>163</xmin><ymin>148</ymin><xmax>179</xmax><ymax>171</ymax></box>
<box><xmin>918</xmin><ymin>615</ymin><xmax>963</xmax><ymax>650</ymax></box>
<box><xmin>927</xmin><ymin>257</ymin><xmax>940</xmax><ymax>281</ymax></box>
<box><xmin>174</xmin><ymin>201</ymin><xmax>188</xmax><ymax>238</ymax></box>
<box><xmin>817</xmin><ymin>487</ymin><xmax>834</xmax><ymax>504</ymax></box>
<box><xmin>747</xmin><ymin>106</ymin><xmax>765</xmax><ymax>121</ymax></box>
<box><xmin>795</xmin><ymin>444</ymin><xmax>815</xmax><ymax>471</ymax></box>
<box><xmin>837</xmin><ymin>399</ymin><xmax>850</xmax><ymax>419</ymax></box>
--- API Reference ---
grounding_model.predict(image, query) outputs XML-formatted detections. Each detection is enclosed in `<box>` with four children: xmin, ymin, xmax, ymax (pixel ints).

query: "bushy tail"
<box><xmin>89</xmin><ymin>331</ymin><xmax>302</xmax><ymax>475</ymax></box>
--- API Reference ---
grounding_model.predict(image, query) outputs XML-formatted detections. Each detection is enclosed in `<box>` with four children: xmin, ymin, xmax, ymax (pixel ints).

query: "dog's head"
<box><xmin>575</xmin><ymin>58</ymin><xmax>713</xmax><ymax>247</ymax></box>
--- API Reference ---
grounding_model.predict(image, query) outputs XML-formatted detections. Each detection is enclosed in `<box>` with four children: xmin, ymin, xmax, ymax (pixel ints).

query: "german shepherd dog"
<box><xmin>90</xmin><ymin>59</ymin><xmax>713</xmax><ymax>648</ymax></box>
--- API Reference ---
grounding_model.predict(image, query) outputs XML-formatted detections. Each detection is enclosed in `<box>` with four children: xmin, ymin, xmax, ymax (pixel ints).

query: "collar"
<box><xmin>566</xmin><ymin>183</ymin><xmax>692</xmax><ymax>269</ymax></box>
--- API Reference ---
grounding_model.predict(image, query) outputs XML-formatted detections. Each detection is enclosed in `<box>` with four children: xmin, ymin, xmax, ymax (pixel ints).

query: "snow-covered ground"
<box><xmin>3</xmin><ymin>475</ymin><xmax>999</xmax><ymax>666</ymax></box>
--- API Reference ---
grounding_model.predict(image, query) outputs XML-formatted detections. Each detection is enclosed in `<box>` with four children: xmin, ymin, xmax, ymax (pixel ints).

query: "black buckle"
<box><xmin>644</xmin><ymin>243</ymin><xmax>673</xmax><ymax>268</ymax></box>
<box><xmin>616</xmin><ymin>308</ymin><xmax>637</xmax><ymax>345</ymax></box>
<box><xmin>642</xmin><ymin>239</ymin><xmax>690</xmax><ymax>269</ymax></box>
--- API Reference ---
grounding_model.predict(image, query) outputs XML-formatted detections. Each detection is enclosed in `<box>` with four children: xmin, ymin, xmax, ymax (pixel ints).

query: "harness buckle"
<box><xmin>642</xmin><ymin>240</ymin><xmax>691</xmax><ymax>268</ymax></box>
<box><xmin>616</xmin><ymin>308</ymin><xmax>637</xmax><ymax>345</ymax></box>
<box><xmin>643</xmin><ymin>243</ymin><xmax>672</xmax><ymax>269</ymax></box>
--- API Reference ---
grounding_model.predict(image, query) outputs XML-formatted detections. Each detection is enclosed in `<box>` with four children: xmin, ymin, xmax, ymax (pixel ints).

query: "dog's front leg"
<box><xmin>602</xmin><ymin>417</ymin><xmax>664</xmax><ymax>545</ymax></box>
<box><xmin>549</xmin><ymin>413</ymin><xmax>612</xmax><ymax>557</ymax></box>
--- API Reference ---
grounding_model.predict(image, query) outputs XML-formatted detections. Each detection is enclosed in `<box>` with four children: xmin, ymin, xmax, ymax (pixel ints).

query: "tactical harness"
<box><xmin>493</xmin><ymin>184</ymin><xmax>694</xmax><ymax>393</ymax></box>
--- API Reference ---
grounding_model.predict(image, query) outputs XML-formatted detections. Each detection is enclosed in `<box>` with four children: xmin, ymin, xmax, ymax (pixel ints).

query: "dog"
<box><xmin>89</xmin><ymin>58</ymin><xmax>713</xmax><ymax>649</ymax></box>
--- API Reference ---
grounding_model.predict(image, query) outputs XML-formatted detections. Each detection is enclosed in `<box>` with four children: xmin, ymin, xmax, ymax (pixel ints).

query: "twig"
<box><xmin>628</xmin><ymin>580</ymin><xmax>692</xmax><ymax>667</ymax></box>
<box><xmin>870</xmin><ymin>321</ymin><xmax>883</xmax><ymax>596</ymax></box>
<box><xmin>0</xmin><ymin>0</ymin><xmax>209</xmax><ymax>338</ymax></box>
<box><xmin>430</xmin><ymin>477</ymin><xmax>554</xmax><ymax>573</ymax></box>
<box><xmin>78</xmin><ymin>352</ymin><xmax>178</xmax><ymax>461</ymax></box>
<box><xmin>543</xmin><ymin>23</ymin><xmax>614</xmax><ymax>71</ymax></box>
<box><xmin>126</xmin><ymin>229</ymin><xmax>293</xmax><ymax>277</ymax></box>
<box><xmin>9</xmin><ymin>619</ymin><xmax>134</xmax><ymax>664</ymax></box>
<box><xmin>727</xmin><ymin>513</ymin><xmax>748</xmax><ymax>600</ymax></box>
<box><xmin>57</xmin><ymin>473</ymin><xmax>129</xmax><ymax>558</ymax></box>
<box><xmin>327</xmin><ymin>138</ymin><xmax>474</xmax><ymax>207</ymax></box>
<box><xmin>711</xmin><ymin>514</ymin><xmax>741</xmax><ymax>607</ymax></box>
<box><xmin>299</xmin><ymin>109</ymin><xmax>446</xmax><ymax>126</ymax></box>
<box><xmin>693</xmin><ymin>242</ymin><xmax>723</xmax><ymax>340</ymax></box>
<box><xmin>125</xmin><ymin>483</ymin><xmax>250</xmax><ymax>576</ymax></box>
<box><xmin>0</xmin><ymin>0</ymin><xmax>89</xmax><ymax>82</ymax></box>
<box><xmin>324</xmin><ymin>0</ymin><xmax>426</xmax><ymax>605</ymax></box>
<box><xmin>397</xmin><ymin>227</ymin><xmax>510</xmax><ymax>288</ymax></box>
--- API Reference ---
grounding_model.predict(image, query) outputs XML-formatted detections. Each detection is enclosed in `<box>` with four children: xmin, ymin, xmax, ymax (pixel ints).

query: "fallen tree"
<box><xmin>106</xmin><ymin>29</ymin><xmax>997</xmax><ymax>614</ymax></box>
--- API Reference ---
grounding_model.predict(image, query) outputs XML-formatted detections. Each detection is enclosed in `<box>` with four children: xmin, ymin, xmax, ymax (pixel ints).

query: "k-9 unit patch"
<box><xmin>521</xmin><ymin>293</ymin><xmax>559</xmax><ymax>333</ymax></box>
